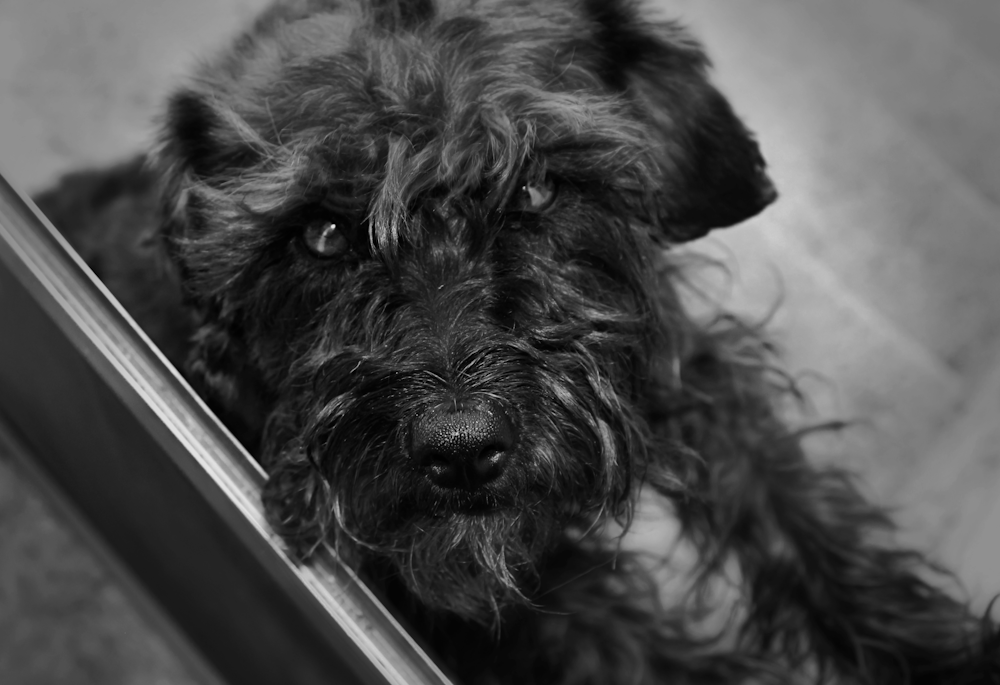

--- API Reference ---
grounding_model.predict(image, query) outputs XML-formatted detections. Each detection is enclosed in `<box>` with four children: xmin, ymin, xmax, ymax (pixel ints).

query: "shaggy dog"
<box><xmin>35</xmin><ymin>0</ymin><xmax>999</xmax><ymax>682</ymax></box>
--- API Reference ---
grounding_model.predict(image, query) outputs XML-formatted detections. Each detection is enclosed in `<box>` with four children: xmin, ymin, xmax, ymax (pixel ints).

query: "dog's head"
<box><xmin>156</xmin><ymin>0</ymin><xmax>775</xmax><ymax>622</ymax></box>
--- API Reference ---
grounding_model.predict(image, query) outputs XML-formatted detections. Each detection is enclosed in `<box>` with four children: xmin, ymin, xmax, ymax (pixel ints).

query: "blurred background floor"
<box><xmin>0</xmin><ymin>0</ymin><xmax>998</xmax><ymax>683</ymax></box>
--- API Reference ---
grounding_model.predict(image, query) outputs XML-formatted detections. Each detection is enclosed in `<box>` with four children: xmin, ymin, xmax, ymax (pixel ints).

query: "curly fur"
<box><xmin>35</xmin><ymin>0</ymin><xmax>999</xmax><ymax>683</ymax></box>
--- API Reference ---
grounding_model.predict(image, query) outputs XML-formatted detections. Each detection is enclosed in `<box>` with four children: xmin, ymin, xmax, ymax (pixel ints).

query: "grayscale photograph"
<box><xmin>0</xmin><ymin>1</ymin><xmax>998</xmax><ymax>683</ymax></box>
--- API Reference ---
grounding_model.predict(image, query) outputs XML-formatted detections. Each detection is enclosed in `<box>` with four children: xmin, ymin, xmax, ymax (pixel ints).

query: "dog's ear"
<box><xmin>162</xmin><ymin>89</ymin><xmax>258</xmax><ymax>180</ymax></box>
<box><xmin>156</xmin><ymin>88</ymin><xmax>267</xmax><ymax>243</ymax></box>
<box><xmin>155</xmin><ymin>88</ymin><xmax>274</xmax><ymax>409</ymax></box>
<box><xmin>585</xmin><ymin>0</ymin><xmax>777</xmax><ymax>241</ymax></box>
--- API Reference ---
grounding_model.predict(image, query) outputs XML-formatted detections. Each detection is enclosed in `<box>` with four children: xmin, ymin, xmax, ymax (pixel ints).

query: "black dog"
<box><xmin>35</xmin><ymin>0</ymin><xmax>999</xmax><ymax>682</ymax></box>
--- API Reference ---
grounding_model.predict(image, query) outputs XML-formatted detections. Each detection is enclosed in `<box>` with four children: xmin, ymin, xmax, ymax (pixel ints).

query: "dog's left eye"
<box><xmin>510</xmin><ymin>176</ymin><xmax>557</xmax><ymax>213</ymax></box>
<box><xmin>301</xmin><ymin>218</ymin><xmax>350</xmax><ymax>258</ymax></box>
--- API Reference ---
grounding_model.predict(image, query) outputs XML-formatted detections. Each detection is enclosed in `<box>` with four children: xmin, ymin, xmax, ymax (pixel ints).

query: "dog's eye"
<box><xmin>510</xmin><ymin>176</ymin><xmax>557</xmax><ymax>213</ymax></box>
<box><xmin>301</xmin><ymin>218</ymin><xmax>350</xmax><ymax>258</ymax></box>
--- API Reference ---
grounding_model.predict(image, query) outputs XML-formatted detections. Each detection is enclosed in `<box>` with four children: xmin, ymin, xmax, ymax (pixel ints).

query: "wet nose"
<box><xmin>412</xmin><ymin>403</ymin><xmax>515</xmax><ymax>490</ymax></box>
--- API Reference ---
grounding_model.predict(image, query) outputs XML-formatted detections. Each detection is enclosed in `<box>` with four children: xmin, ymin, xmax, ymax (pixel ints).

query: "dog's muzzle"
<box><xmin>411</xmin><ymin>401</ymin><xmax>516</xmax><ymax>490</ymax></box>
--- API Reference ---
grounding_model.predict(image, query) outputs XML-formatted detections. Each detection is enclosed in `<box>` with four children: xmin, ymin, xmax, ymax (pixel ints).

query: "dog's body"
<box><xmin>35</xmin><ymin>1</ymin><xmax>999</xmax><ymax>682</ymax></box>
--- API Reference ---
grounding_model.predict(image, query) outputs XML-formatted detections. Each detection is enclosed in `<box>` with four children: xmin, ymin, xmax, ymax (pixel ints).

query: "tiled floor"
<box><xmin>1</xmin><ymin>1</ymin><xmax>998</xmax><ymax>682</ymax></box>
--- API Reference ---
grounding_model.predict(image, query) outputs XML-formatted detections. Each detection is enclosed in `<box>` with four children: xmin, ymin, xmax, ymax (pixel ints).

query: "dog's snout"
<box><xmin>412</xmin><ymin>403</ymin><xmax>515</xmax><ymax>490</ymax></box>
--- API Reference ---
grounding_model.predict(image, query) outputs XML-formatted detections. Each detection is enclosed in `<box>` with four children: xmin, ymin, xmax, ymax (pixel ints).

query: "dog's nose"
<box><xmin>412</xmin><ymin>403</ymin><xmax>515</xmax><ymax>490</ymax></box>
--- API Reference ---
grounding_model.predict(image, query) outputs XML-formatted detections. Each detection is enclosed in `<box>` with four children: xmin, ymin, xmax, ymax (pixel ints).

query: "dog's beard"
<box><xmin>347</xmin><ymin>498</ymin><xmax>562</xmax><ymax>623</ymax></box>
<box><xmin>262</xmin><ymin>341</ymin><xmax>643</xmax><ymax>623</ymax></box>
<box><xmin>313</xmin><ymin>406</ymin><xmax>579</xmax><ymax>624</ymax></box>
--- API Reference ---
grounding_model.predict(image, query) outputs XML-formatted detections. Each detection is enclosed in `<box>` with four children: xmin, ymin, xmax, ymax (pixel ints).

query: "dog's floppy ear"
<box><xmin>156</xmin><ymin>88</ymin><xmax>266</xmax><ymax>243</ymax></box>
<box><xmin>154</xmin><ymin>88</ymin><xmax>273</xmax><ymax>412</ymax></box>
<box><xmin>586</xmin><ymin>0</ymin><xmax>777</xmax><ymax>241</ymax></box>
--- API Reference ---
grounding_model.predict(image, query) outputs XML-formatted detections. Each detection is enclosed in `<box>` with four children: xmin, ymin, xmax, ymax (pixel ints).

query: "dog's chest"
<box><xmin>593</xmin><ymin>487</ymin><xmax>747</xmax><ymax>645</ymax></box>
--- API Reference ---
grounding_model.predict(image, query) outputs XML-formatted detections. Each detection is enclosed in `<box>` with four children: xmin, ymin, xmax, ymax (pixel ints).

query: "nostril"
<box><xmin>411</xmin><ymin>402</ymin><xmax>515</xmax><ymax>490</ymax></box>
<box><xmin>469</xmin><ymin>445</ymin><xmax>507</xmax><ymax>483</ymax></box>
<box><xmin>423</xmin><ymin>453</ymin><xmax>463</xmax><ymax>489</ymax></box>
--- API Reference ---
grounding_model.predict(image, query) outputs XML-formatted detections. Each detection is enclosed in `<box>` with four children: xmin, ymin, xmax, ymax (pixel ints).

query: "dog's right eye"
<box><xmin>509</xmin><ymin>175</ymin><xmax>558</xmax><ymax>214</ymax></box>
<box><xmin>301</xmin><ymin>218</ymin><xmax>350</xmax><ymax>258</ymax></box>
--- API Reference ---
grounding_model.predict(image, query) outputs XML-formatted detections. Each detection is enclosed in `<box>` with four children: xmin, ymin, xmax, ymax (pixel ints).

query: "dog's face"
<box><xmin>157</xmin><ymin>0</ymin><xmax>774</xmax><ymax>621</ymax></box>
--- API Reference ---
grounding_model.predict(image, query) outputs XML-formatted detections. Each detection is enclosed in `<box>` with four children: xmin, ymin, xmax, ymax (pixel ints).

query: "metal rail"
<box><xmin>0</xmin><ymin>172</ymin><xmax>454</xmax><ymax>685</ymax></box>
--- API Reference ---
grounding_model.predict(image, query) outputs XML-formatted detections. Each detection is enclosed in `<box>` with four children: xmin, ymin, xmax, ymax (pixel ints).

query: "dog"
<box><xmin>34</xmin><ymin>0</ymin><xmax>1000</xmax><ymax>682</ymax></box>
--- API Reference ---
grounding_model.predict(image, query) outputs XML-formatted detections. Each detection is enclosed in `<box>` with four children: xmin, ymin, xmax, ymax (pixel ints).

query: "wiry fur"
<box><xmin>35</xmin><ymin>0</ymin><xmax>999</xmax><ymax>682</ymax></box>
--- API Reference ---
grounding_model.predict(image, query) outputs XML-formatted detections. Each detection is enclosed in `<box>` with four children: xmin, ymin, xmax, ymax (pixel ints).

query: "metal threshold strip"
<box><xmin>0</xmin><ymin>172</ymin><xmax>454</xmax><ymax>685</ymax></box>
